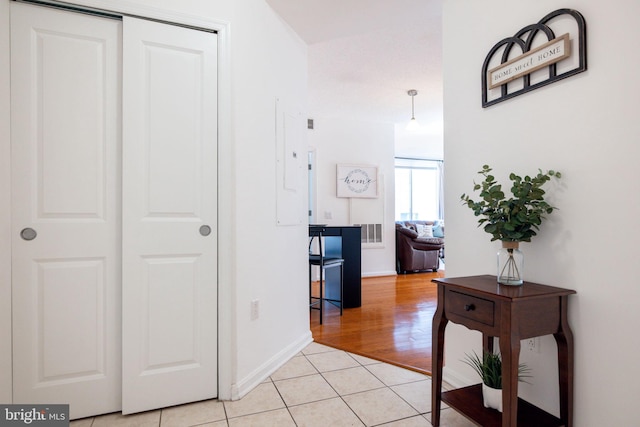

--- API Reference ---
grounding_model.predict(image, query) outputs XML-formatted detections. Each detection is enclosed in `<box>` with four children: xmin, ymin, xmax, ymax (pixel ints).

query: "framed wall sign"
<box><xmin>481</xmin><ymin>8</ymin><xmax>587</xmax><ymax>107</ymax></box>
<box><xmin>337</xmin><ymin>164</ymin><xmax>378</xmax><ymax>198</ymax></box>
<box><xmin>488</xmin><ymin>33</ymin><xmax>571</xmax><ymax>90</ymax></box>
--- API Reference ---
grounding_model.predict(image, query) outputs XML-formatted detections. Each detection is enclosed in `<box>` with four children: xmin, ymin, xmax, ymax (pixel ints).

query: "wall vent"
<box><xmin>354</xmin><ymin>223</ymin><xmax>382</xmax><ymax>244</ymax></box>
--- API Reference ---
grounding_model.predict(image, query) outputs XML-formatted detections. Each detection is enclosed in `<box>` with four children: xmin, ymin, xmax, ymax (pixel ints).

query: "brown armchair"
<box><xmin>395</xmin><ymin>220</ymin><xmax>444</xmax><ymax>273</ymax></box>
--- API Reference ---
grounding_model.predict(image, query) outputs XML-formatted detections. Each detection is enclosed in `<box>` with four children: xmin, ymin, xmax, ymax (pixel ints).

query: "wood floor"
<box><xmin>310</xmin><ymin>270</ymin><xmax>444</xmax><ymax>376</ymax></box>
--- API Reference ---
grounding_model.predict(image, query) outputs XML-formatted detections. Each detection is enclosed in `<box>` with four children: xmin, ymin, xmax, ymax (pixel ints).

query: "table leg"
<box><xmin>431</xmin><ymin>284</ymin><xmax>447</xmax><ymax>427</ymax></box>
<box><xmin>554</xmin><ymin>295</ymin><xmax>574</xmax><ymax>427</ymax></box>
<box><xmin>482</xmin><ymin>334</ymin><xmax>494</xmax><ymax>355</ymax></box>
<box><xmin>500</xmin><ymin>329</ymin><xmax>521</xmax><ymax>426</ymax></box>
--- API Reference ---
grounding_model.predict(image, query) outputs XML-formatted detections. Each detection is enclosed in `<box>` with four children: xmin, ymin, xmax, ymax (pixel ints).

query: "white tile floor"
<box><xmin>71</xmin><ymin>342</ymin><xmax>476</xmax><ymax>426</ymax></box>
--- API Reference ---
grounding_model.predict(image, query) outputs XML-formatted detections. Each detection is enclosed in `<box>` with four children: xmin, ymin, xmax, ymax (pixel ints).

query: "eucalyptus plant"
<box><xmin>461</xmin><ymin>165</ymin><xmax>562</xmax><ymax>242</ymax></box>
<box><xmin>463</xmin><ymin>351</ymin><xmax>531</xmax><ymax>389</ymax></box>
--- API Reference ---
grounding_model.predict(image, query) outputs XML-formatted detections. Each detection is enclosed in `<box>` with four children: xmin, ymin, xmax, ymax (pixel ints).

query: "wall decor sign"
<box><xmin>337</xmin><ymin>164</ymin><xmax>378</xmax><ymax>198</ymax></box>
<box><xmin>482</xmin><ymin>9</ymin><xmax>586</xmax><ymax>107</ymax></box>
<box><xmin>488</xmin><ymin>33</ymin><xmax>570</xmax><ymax>89</ymax></box>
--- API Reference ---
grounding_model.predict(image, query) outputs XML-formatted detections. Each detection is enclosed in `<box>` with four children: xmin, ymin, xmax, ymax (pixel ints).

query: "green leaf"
<box><xmin>462</xmin><ymin>351</ymin><xmax>531</xmax><ymax>389</ymax></box>
<box><xmin>460</xmin><ymin>165</ymin><xmax>561</xmax><ymax>242</ymax></box>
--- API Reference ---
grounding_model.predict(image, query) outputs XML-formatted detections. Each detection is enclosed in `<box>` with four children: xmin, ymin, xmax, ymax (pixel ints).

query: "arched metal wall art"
<box><xmin>482</xmin><ymin>9</ymin><xmax>587</xmax><ymax>107</ymax></box>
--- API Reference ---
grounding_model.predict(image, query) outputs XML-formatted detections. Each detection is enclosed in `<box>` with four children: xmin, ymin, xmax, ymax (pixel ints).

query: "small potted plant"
<box><xmin>461</xmin><ymin>165</ymin><xmax>562</xmax><ymax>285</ymax></box>
<box><xmin>463</xmin><ymin>351</ymin><xmax>531</xmax><ymax>412</ymax></box>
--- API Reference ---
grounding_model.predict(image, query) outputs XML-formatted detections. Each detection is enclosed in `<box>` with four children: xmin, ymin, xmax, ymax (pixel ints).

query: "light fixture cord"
<box><xmin>411</xmin><ymin>94</ymin><xmax>415</xmax><ymax>119</ymax></box>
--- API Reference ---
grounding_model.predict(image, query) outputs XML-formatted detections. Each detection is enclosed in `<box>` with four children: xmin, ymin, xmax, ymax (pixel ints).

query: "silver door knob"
<box><xmin>20</xmin><ymin>228</ymin><xmax>37</xmax><ymax>241</ymax></box>
<box><xmin>199</xmin><ymin>225</ymin><xmax>211</xmax><ymax>237</ymax></box>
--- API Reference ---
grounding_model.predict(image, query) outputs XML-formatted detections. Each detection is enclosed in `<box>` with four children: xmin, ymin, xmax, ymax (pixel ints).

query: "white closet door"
<box><xmin>10</xmin><ymin>3</ymin><xmax>122</xmax><ymax>419</ymax></box>
<box><xmin>121</xmin><ymin>17</ymin><xmax>218</xmax><ymax>414</ymax></box>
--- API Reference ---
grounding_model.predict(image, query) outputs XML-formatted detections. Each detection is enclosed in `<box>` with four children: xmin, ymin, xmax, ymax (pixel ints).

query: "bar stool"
<box><xmin>309</xmin><ymin>226</ymin><xmax>344</xmax><ymax>324</ymax></box>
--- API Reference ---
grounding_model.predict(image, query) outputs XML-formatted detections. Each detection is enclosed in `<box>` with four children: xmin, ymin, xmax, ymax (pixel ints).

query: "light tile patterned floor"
<box><xmin>71</xmin><ymin>342</ymin><xmax>475</xmax><ymax>426</ymax></box>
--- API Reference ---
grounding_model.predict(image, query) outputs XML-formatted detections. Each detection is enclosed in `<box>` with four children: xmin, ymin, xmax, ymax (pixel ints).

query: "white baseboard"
<box><xmin>230</xmin><ymin>331</ymin><xmax>313</xmax><ymax>400</ymax></box>
<box><xmin>361</xmin><ymin>270</ymin><xmax>397</xmax><ymax>278</ymax></box>
<box><xmin>442</xmin><ymin>366</ymin><xmax>475</xmax><ymax>389</ymax></box>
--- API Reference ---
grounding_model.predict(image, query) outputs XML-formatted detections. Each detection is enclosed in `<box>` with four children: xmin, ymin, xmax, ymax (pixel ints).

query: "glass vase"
<box><xmin>497</xmin><ymin>241</ymin><xmax>523</xmax><ymax>285</ymax></box>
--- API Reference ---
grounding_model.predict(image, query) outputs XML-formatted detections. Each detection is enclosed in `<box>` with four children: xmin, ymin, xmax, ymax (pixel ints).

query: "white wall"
<box><xmin>230</xmin><ymin>0</ymin><xmax>311</xmax><ymax>398</ymax></box>
<box><xmin>0</xmin><ymin>0</ymin><xmax>310</xmax><ymax>404</ymax></box>
<box><xmin>443</xmin><ymin>1</ymin><xmax>640</xmax><ymax>425</ymax></box>
<box><xmin>309</xmin><ymin>118</ymin><xmax>397</xmax><ymax>277</ymax></box>
<box><xmin>394</xmin><ymin>125</ymin><xmax>444</xmax><ymax>160</ymax></box>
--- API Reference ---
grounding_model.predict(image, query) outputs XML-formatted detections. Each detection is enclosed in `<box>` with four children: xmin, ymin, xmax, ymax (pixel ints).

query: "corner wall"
<box><xmin>231</xmin><ymin>0</ymin><xmax>311</xmax><ymax>397</ymax></box>
<box><xmin>443</xmin><ymin>1</ymin><xmax>640</xmax><ymax>425</ymax></box>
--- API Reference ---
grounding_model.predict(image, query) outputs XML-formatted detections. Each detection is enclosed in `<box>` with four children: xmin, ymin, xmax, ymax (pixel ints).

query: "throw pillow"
<box><xmin>415</xmin><ymin>224</ymin><xmax>433</xmax><ymax>238</ymax></box>
<box><xmin>433</xmin><ymin>224</ymin><xmax>444</xmax><ymax>238</ymax></box>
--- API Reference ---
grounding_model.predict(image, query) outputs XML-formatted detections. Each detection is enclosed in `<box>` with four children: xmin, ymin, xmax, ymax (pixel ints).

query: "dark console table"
<box><xmin>309</xmin><ymin>225</ymin><xmax>361</xmax><ymax>308</ymax></box>
<box><xmin>431</xmin><ymin>275</ymin><xmax>575</xmax><ymax>427</ymax></box>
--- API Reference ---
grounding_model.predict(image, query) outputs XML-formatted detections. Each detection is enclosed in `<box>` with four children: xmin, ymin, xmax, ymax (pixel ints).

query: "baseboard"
<box><xmin>361</xmin><ymin>270</ymin><xmax>398</xmax><ymax>278</ymax></box>
<box><xmin>443</xmin><ymin>366</ymin><xmax>475</xmax><ymax>389</ymax></box>
<box><xmin>230</xmin><ymin>331</ymin><xmax>313</xmax><ymax>400</ymax></box>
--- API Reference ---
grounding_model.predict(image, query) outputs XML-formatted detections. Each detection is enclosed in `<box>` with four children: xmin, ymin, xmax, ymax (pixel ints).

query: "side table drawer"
<box><xmin>446</xmin><ymin>290</ymin><xmax>494</xmax><ymax>326</ymax></box>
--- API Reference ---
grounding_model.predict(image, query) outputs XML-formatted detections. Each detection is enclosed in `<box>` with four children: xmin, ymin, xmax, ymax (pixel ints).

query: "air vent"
<box><xmin>355</xmin><ymin>223</ymin><xmax>382</xmax><ymax>244</ymax></box>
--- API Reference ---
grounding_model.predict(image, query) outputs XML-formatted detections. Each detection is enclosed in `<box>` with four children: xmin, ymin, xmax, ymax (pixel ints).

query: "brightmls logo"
<box><xmin>0</xmin><ymin>405</ymin><xmax>68</xmax><ymax>427</ymax></box>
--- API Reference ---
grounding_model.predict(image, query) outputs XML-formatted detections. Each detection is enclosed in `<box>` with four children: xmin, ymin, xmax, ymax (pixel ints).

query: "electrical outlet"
<box><xmin>251</xmin><ymin>300</ymin><xmax>259</xmax><ymax>320</ymax></box>
<box><xmin>526</xmin><ymin>337</ymin><xmax>540</xmax><ymax>353</ymax></box>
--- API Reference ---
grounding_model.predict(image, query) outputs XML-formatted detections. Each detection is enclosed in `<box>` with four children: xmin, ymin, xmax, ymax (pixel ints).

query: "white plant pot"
<box><xmin>482</xmin><ymin>383</ymin><xmax>503</xmax><ymax>412</ymax></box>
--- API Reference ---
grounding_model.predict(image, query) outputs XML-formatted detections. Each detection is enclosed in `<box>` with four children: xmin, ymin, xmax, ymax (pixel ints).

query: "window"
<box><xmin>395</xmin><ymin>158</ymin><xmax>443</xmax><ymax>221</ymax></box>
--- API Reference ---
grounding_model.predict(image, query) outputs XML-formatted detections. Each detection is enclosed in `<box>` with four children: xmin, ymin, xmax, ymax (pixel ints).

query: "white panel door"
<box><xmin>121</xmin><ymin>17</ymin><xmax>218</xmax><ymax>414</ymax></box>
<box><xmin>10</xmin><ymin>3</ymin><xmax>122</xmax><ymax>419</ymax></box>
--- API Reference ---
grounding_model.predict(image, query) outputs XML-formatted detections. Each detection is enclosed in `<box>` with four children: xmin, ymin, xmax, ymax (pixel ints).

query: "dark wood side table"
<box><xmin>431</xmin><ymin>275</ymin><xmax>575</xmax><ymax>427</ymax></box>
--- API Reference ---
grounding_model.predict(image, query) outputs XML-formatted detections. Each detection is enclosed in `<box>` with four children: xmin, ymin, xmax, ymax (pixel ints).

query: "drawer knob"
<box><xmin>464</xmin><ymin>304</ymin><xmax>475</xmax><ymax>311</ymax></box>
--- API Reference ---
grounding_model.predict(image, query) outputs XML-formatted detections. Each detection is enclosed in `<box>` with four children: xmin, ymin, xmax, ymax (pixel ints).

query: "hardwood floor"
<box><xmin>310</xmin><ymin>270</ymin><xmax>444</xmax><ymax>376</ymax></box>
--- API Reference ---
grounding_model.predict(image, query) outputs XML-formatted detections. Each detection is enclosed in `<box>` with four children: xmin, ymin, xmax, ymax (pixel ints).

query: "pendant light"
<box><xmin>406</xmin><ymin>89</ymin><xmax>420</xmax><ymax>131</ymax></box>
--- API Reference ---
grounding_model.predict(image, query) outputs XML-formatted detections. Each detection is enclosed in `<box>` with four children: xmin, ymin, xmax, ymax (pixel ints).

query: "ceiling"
<box><xmin>266</xmin><ymin>0</ymin><xmax>444</xmax><ymax>137</ymax></box>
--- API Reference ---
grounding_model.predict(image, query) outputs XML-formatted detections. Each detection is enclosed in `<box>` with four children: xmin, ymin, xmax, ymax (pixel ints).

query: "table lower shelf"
<box><xmin>441</xmin><ymin>384</ymin><xmax>565</xmax><ymax>427</ymax></box>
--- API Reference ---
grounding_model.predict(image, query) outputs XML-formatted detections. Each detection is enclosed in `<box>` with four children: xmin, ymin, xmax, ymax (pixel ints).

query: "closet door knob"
<box><xmin>199</xmin><ymin>225</ymin><xmax>211</xmax><ymax>237</ymax></box>
<box><xmin>20</xmin><ymin>228</ymin><xmax>37</xmax><ymax>241</ymax></box>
